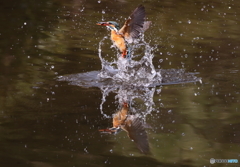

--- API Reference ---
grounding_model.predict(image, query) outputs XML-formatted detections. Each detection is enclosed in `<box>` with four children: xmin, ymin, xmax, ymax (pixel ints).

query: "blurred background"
<box><xmin>0</xmin><ymin>0</ymin><xmax>239</xmax><ymax>166</ymax></box>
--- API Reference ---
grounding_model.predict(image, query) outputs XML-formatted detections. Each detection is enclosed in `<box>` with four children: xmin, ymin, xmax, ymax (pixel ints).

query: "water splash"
<box><xmin>98</xmin><ymin>39</ymin><xmax>160</xmax><ymax>117</ymax></box>
<box><xmin>58</xmin><ymin>34</ymin><xmax>201</xmax><ymax>119</ymax></box>
<box><xmin>98</xmin><ymin>37</ymin><xmax>162</xmax><ymax>87</ymax></box>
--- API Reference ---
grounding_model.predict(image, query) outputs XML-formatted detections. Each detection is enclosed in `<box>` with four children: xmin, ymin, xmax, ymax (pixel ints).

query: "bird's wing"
<box><xmin>142</xmin><ymin>21</ymin><xmax>151</xmax><ymax>32</ymax></box>
<box><xmin>119</xmin><ymin>5</ymin><xmax>150</xmax><ymax>43</ymax></box>
<box><xmin>122</xmin><ymin>116</ymin><xmax>150</xmax><ymax>154</ymax></box>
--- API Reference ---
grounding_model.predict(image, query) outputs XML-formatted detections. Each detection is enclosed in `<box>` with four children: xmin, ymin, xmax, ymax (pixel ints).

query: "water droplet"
<box><xmin>84</xmin><ymin>147</ymin><xmax>88</xmax><ymax>153</ymax></box>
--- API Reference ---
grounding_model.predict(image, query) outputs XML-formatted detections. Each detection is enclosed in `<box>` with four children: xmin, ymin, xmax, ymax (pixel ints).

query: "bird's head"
<box><xmin>96</xmin><ymin>21</ymin><xmax>120</xmax><ymax>31</ymax></box>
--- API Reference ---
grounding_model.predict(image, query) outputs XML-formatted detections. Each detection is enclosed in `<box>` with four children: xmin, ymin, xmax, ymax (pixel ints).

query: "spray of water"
<box><xmin>97</xmin><ymin>36</ymin><xmax>161</xmax><ymax>117</ymax></box>
<box><xmin>58</xmin><ymin>36</ymin><xmax>200</xmax><ymax>119</ymax></box>
<box><xmin>98</xmin><ymin>37</ymin><xmax>162</xmax><ymax>87</ymax></box>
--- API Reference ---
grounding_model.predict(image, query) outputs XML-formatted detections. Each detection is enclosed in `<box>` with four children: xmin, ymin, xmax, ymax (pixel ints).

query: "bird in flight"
<box><xmin>97</xmin><ymin>5</ymin><xmax>151</xmax><ymax>59</ymax></box>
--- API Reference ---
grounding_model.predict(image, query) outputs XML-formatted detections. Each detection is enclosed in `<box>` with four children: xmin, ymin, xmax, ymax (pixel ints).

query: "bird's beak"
<box><xmin>96</xmin><ymin>22</ymin><xmax>109</xmax><ymax>26</ymax></box>
<box><xmin>99</xmin><ymin>128</ymin><xmax>113</xmax><ymax>134</ymax></box>
<box><xmin>99</xmin><ymin>127</ymin><xmax>121</xmax><ymax>134</ymax></box>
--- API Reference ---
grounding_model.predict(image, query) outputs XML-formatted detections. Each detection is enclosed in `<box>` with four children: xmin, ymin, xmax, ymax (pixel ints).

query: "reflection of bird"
<box><xmin>97</xmin><ymin>5</ymin><xmax>151</xmax><ymax>58</ymax></box>
<box><xmin>99</xmin><ymin>102</ymin><xmax>150</xmax><ymax>154</ymax></box>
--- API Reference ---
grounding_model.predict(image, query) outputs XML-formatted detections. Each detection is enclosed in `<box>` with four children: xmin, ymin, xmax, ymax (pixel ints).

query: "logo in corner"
<box><xmin>210</xmin><ymin>158</ymin><xmax>215</xmax><ymax>164</ymax></box>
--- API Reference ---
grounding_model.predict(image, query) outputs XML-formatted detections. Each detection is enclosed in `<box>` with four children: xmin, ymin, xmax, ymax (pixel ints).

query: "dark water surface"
<box><xmin>0</xmin><ymin>0</ymin><xmax>240</xmax><ymax>167</ymax></box>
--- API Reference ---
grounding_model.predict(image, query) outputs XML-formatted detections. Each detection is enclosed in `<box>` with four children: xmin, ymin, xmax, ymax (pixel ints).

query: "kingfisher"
<box><xmin>99</xmin><ymin>102</ymin><xmax>150</xmax><ymax>154</ymax></box>
<box><xmin>97</xmin><ymin>5</ymin><xmax>151</xmax><ymax>58</ymax></box>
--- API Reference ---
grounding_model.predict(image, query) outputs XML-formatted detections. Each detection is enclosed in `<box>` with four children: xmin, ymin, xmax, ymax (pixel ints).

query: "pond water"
<box><xmin>0</xmin><ymin>0</ymin><xmax>240</xmax><ymax>167</ymax></box>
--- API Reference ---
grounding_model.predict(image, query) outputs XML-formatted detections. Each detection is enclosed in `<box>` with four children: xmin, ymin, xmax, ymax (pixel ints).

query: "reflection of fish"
<box><xmin>97</xmin><ymin>5</ymin><xmax>151</xmax><ymax>58</ymax></box>
<box><xmin>99</xmin><ymin>102</ymin><xmax>150</xmax><ymax>154</ymax></box>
